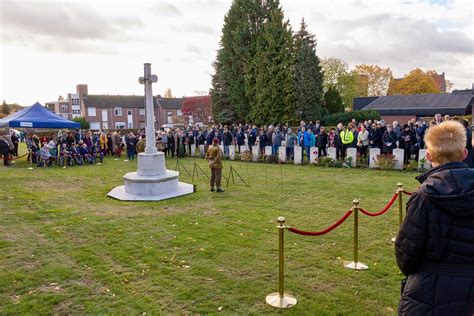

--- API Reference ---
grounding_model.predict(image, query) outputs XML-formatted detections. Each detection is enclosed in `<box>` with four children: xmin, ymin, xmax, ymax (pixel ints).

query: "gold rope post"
<box><xmin>397</xmin><ymin>183</ymin><xmax>403</xmax><ymax>226</ymax></box>
<box><xmin>392</xmin><ymin>183</ymin><xmax>404</xmax><ymax>242</ymax></box>
<box><xmin>266</xmin><ymin>217</ymin><xmax>297</xmax><ymax>308</ymax></box>
<box><xmin>345</xmin><ymin>199</ymin><xmax>368</xmax><ymax>270</ymax></box>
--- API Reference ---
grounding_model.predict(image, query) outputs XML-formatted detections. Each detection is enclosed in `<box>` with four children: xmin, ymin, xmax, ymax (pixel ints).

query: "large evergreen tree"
<box><xmin>323</xmin><ymin>85</ymin><xmax>344</xmax><ymax>114</ymax></box>
<box><xmin>211</xmin><ymin>0</ymin><xmax>275</xmax><ymax>123</ymax></box>
<box><xmin>293</xmin><ymin>18</ymin><xmax>324</xmax><ymax>121</ymax></box>
<box><xmin>247</xmin><ymin>3</ymin><xmax>295</xmax><ymax>125</ymax></box>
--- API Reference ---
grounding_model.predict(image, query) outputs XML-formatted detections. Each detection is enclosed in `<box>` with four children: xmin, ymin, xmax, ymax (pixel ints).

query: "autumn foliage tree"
<box><xmin>320</xmin><ymin>58</ymin><xmax>367</xmax><ymax>111</ymax></box>
<box><xmin>163</xmin><ymin>88</ymin><xmax>173</xmax><ymax>98</ymax></box>
<box><xmin>388</xmin><ymin>68</ymin><xmax>441</xmax><ymax>95</ymax></box>
<box><xmin>354</xmin><ymin>64</ymin><xmax>392</xmax><ymax>96</ymax></box>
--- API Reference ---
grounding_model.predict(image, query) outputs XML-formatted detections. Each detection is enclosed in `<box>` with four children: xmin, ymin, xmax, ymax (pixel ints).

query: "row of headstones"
<box><xmin>194</xmin><ymin>144</ymin><xmax>430</xmax><ymax>170</ymax></box>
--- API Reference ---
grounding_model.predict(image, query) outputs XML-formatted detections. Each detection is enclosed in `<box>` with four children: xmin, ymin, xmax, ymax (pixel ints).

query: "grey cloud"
<box><xmin>327</xmin><ymin>14</ymin><xmax>472</xmax><ymax>55</ymax></box>
<box><xmin>150</xmin><ymin>2</ymin><xmax>182</xmax><ymax>16</ymax></box>
<box><xmin>0</xmin><ymin>1</ymin><xmax>143</xmax><ymax>41</ymax></box>
<box><xmin>169</xmin><ymin>23</ymin><xmax>217</xmax><ymax>35</ymax></box>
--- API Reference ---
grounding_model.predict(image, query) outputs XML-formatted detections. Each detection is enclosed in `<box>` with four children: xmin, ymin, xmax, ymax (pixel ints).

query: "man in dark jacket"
<box><xmin>10</xmin><ymin>131</ymin><xmax>19</xmax><ymax>157</ymax></box>
<box><xmin>0</xmin><ymin>135</ymin><xmax>13</xmax><ymax>166</ymax></box>
<box><xmin>395</xmin><ymin>121</ymin><xmax>474</xmax><ymax>316</ymax></box>
<box><xmin>399</xmin><ymin>124</ymin><xmax>415</xmax><ymax>164</ymax></box>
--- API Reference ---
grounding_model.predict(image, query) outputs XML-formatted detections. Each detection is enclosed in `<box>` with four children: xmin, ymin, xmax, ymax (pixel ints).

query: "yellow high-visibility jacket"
<box><xmin>340</xmin><ymin>130</ymin><xmax>354</xmax><ymax>145</ymax></box>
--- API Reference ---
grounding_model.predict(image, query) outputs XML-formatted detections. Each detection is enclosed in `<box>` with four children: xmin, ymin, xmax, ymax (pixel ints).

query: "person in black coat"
<box><xmin>0</xmin><ymin>136</ymin><xmax>12</xmax><ymax>166</ymax></box>
<box><xmin>316</xmin><ymin>127</ymin><xmax>328</xmax><ymax>157</ymax></box>
<box><xmin>395</xmin><ymin>121</ymin><xmax>474</xmax><ymax>316</ymax></box>
<box><xmin>10</xmin><ymin>132</ymin><xmax>19</xmax><ymax>157</ymax></box>
<box><xmin>381</xmin><ymin>124</ymin><xmax>398</xmax><ymax>154</ymax></box>
<box><xmin>369</xmin><ymin>122</ymin><xmax>383</xmax><ymax>149</ymax></box>
<box><xmin>398</xmin><ymin>124</ymin><xmax>415</xmax><ymax>164</ymax></box>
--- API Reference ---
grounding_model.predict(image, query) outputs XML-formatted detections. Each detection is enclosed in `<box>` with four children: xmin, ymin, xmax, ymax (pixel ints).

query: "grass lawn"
<box><xmin>0</xmin><ymin>144</ymin><xmax>420</xmax><ymax>315</ymax></box>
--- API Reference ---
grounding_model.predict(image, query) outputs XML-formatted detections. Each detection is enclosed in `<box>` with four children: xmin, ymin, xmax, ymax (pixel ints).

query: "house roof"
<box><xmin>157</xmin><ymin>98</ymin><xmax>184</xmax><ymax>109</ymax></box>
<box><xmin>362</xmin><ymin>92</ymin><xmax>473</xmax><ymax>116</ymax></box>
<box><xmin>353</xmin><ymin>96</ymin><xmax>379</xmax><ymax>111</ymax></box>
<box><xmin>83</xmin><ymin>95</ymin><xmax>185</xmax><ymax>109</ymax></box>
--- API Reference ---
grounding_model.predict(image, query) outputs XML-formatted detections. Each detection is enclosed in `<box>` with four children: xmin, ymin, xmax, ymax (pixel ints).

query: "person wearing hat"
<box><xmin>205</xmin><ymin>137</ymin><xmax>224</xmax><ymax>192</ymax></box>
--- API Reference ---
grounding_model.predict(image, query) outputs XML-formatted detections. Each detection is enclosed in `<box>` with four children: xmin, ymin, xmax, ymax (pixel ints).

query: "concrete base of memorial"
<box><xmin>108</xmin><ymin>152</ymin><xmax>194</xmax><ymax>201</ymax></box>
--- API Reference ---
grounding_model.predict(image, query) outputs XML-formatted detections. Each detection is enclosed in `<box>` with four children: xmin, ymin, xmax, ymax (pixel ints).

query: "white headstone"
<box><xmin>265</xmin><ymin>146</ymin><xmax>273</xmax><ymax>156</ymax></box>
<box><xmin>418</xmin><ymin>149</ymin><xmax>431</xmax><ymax>171</ymax></box>
<box><xmin>346</xmin><ymin>147</ymin><xmax>357</xmax><ymax>167</ymax></box>
<box><xmin>199</xmin><ymin>144</ymin><xmax>205</xmax><ymax>158</ymax></box>
<box><xmin>219</xmin><ymin>144</ymin><xmax>224</xmax><ymax>155</ymax></box>
<box><xmin>278</xmin><ymin>146</ymin><xmax>286</xmax><ymax>162</ymax></box>
<box><xmin>190</xmin><ymin>145</ymin><xmax>196</xmax><ymax>157</ymax></box>
<box><xmin>241</xmin><ymin>145</ymin><xmax>249</xmax><ymax>153</ymax></box>
<box><xmin>393</xmin><ymin>148</ymin><xmax>404</xmax><ymax>170</ymax></box>
<box><xmin>369</xmin><ymin>148</ymin><xmax>381</xmax><ymax>169</ymax></box>
<box><xmin>310</xmin><ymin>146</ymin><xmax>319</xmax><ymax>164</ymax></box>
<box><xmin>294</xmin><ymin>146</ymin><xmax>302</xmax><ymax>165</ymax></box>
<box><xmin>328</xmin><ymin>147</ymin><xmax>337</xmax><ymax>160</ymax></box>
<box><xmin>252</xmin><ymin>145</ymin><xmax>260</xmax><ymax>161</ymax></box>
<box><xmin>229</xmin><ymin>145</ymin><xmax>236</xmax><ymax>160</ymax></box>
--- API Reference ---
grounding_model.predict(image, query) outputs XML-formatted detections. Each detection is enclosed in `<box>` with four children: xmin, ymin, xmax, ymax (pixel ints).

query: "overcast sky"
<box><xmin>1</xmin><ymin>0</ymin><xmax>473</xmax><ymax>106</ymax></box>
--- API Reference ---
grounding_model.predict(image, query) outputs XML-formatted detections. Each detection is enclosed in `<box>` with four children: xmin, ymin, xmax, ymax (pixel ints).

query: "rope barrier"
<box><xmin>5</xmin><ymin>153</ymin><xmax>29</xmax><ymax>161</ymax></box>
<box><xmin>287</xmin><ymin>210</ymin><xmax>353</xmax><ymax>236</ymax></box>
<box><xmin>402</xmin><ymin>190</ymin><xmax>412</xmax><ymax>196</ymax></box>
<box><xmin>359</xmin><ymin>193</ymin><xmax>398</xmax><ymax>217</ymax></box>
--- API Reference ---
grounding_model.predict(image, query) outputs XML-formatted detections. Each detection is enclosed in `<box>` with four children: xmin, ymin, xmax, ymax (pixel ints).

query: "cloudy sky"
<box><xmin>0</xmin><ymin>0</ymin><xmax>472</xmax><ymax>106</ymax></box>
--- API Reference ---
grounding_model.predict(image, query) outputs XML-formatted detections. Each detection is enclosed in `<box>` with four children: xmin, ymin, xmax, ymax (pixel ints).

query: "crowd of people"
<box><xmin>151</xmin><ymin>113</ymin><xmax>473</xmax><ymax>167</ymax></box>
<box><xmin>1</xmin><ymin>113</ymin><xmax>472</xmax><ymax>168</ymax></box>
<box><xmin>0</xmin><ymin>129</ymin><xmax>146</xmax><ymax>168</ymax></box>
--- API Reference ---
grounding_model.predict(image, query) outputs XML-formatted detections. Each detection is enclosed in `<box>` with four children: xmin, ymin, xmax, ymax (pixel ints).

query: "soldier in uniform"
<box><xmin>205</xmin><ymin>137</ymin><xmax>224</xmax><ymax>192</ymax></box>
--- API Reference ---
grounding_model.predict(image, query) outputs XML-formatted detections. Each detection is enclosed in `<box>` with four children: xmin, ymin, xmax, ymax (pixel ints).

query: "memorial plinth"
<box><xmin>107</xmin><ymin>63</ymin><xmax>193</xmax><ymax>201</ymax></box>
<box><xmin>108</xmin><ymin>152</ymin><xmax>194</xmax><ymax>201</ymax></box>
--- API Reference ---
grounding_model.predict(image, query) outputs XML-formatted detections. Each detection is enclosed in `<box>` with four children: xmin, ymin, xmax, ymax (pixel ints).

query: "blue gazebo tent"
<box><xmin>0</xmin><ymin>102</ymin><xmax>80</xmax><ymax>129</ymax></box>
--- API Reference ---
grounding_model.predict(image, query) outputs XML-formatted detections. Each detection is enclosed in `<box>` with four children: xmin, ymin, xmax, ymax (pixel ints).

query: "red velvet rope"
<box><xmin>402</xmin><ymin>190</ymin><xmax>412</xmax><ymax>196</ymax></box>
<box><xmin>287</xmin><ymin>210</ymin><xmax>353</xmax><ymax>236</ymax></box>
<box><xmin>359</xmin><ymin>193</ymin><xmax>398</xmax><ymax>217</ymax></box>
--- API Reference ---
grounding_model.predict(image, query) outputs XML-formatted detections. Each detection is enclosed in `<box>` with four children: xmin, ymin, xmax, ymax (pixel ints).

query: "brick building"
<box><xmin>357</xmin><ymin>89</ymin><xmax>473</xmax><ymax>124</ymax></box>
<box><xmin>47</xmin><ymin>84</ymin><xmax>213</xmax><ymax>129</ymax></box>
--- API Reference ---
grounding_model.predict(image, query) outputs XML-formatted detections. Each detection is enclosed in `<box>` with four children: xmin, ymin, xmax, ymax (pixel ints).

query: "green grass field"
<box><xmin>0</xmin><ymin>144</ymin><xmax>420</xmax><ymax>315</ymax></box>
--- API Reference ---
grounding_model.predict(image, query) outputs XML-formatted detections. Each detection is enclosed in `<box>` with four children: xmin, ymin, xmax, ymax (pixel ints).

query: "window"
<box><xmin>87</xmin><ymin>107</ymin><xmax>96</xmax><ymax>116</ymax></box>
<box><xmin>176</xmin><ymin>110</ymin><xmax>183</xmax><ymax>116</ymax></box>
<box><xmin>128</xmin><ymin>122</ymin><xmax>133</xmax><ymax>128</ymax></box>
<box><xmin>90</xmin><ymin>122</ymin><xmax>100</xmax><ymax>130</ymax></box>
<box><xmin>139</xmin><ymin>109</ymin><xmax>145</xmax><ymax>116</ymax></box>
<box><xmin>115</xmin><ymin>122</ymin><xmax>126</xmax><ymax>129</ymax></box>
<box><xmin>114</xmin><ymin>107</ymin><xmax>122</xmax><ymax>116</ymax></box>
<box><xmin>72</xmin><ymin>110</ymin><xmax>81</xmax><ymax>115</ymax></box>
<box><xmin>61</xmin><ymin>104</ymin><xmax>68</xmax><ymax>111</ymax></box>
<box><xmin>127</xmin><ymin>110</ymin><xmax>132</xmax><ymax>116</ymax></box>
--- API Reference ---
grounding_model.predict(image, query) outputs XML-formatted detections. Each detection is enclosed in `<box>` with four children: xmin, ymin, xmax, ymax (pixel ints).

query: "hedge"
<box><xmin>321</xmin><ymin>110</ymin><xmax>381</xmax><ymax>126</ymax></box>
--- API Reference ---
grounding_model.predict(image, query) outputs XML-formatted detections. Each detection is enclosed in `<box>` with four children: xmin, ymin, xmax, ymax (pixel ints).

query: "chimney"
<box><xmin>76</xmin><ymin>84</ymin><xmax>88</xmax><ymax>97</ymax></box>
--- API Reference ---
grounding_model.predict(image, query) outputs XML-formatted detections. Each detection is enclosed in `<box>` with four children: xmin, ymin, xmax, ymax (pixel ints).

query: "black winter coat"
<box><xmin>395</xmin><ymin>162</ymin><xmax>474</xmax><ymax>315</ymax></box>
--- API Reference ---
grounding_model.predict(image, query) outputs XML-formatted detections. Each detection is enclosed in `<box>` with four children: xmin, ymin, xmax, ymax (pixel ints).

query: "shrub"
<box><xmin>266</xmin><ymin>154</ymin><xmax>279</xmax><ymax>164</ymax></box>
<box><xmin>240</xmin><ymin>150</ymin><xmax>252</xmax><ymax>162</ymax></box>
<box><xmin>318</xmin><ymin>156</ymin><xmax>335</xmax><ymax>167</ymax></box>
<box><xmin>375</xmin><ymin>154</ymin><xmax>396</xmax><ymax>170</ymax></box>
<box><xmin>321</xmin><ymin>110</ymin><xmax>380</xmax><ymax>126</ymax></box>
<box><xmin>72</xmin><ymin>117</ymin><xmax>90</xmax><ymax>129</ymax></box>
<box><xmin>403</xmin><ymin>160</ymin><xmax>419</xmax><ymax>172</ymax></box>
